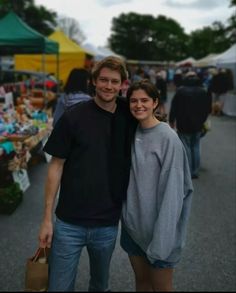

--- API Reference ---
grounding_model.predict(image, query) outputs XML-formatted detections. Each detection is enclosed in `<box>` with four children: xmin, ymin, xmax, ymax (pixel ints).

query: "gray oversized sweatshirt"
<box><xmin>122</xmin><ymin>122</ymin><xmax>193</xmax><ymax>264</ymax></box>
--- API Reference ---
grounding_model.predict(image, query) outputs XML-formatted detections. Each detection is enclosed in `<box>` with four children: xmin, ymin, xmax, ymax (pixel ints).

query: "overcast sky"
<box><xmin>35</xmin><ymin>0</ymin><xmax>233</xmax><ymax>47</ymax></box>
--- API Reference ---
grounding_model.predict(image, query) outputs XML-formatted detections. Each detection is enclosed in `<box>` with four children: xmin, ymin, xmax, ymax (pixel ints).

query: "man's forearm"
<box><xmin>43</xmin><ymin>157</ymin><xmax>64</xmax><ymax>222</ymax></box>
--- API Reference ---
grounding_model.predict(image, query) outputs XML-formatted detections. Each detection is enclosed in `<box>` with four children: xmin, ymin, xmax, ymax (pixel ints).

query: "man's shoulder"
<box><xmin>60</xmin><ymin>100</ymin><xmax>93</xmax><ymax>125</ymax></box>
<box><xmin>66</xmin><ymin>99</ymin><xmax>93</xmax><ymax>114</ymax></box>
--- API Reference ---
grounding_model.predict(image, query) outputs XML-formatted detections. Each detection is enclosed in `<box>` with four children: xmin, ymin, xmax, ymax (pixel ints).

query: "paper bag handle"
<box><xmin>32</xmin><ymin>248</ymin><xmax>47</xmax><ymax>262</ymax></box>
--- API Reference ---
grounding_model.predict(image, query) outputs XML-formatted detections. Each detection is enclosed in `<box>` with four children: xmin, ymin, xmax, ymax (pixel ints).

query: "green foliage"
<box><xmin>109</xmin><ymin>7</ymin><xmax>236</xmax><ymax>61</ymax></box>
<box><xmin>188</xmin><ymin>22</ymin><xmax>231</xmax><ymax>59</ymax></box>
<box><xmin>109</xmin><ymin>13</ymin><xmax>154</xmax><ymax>59</ymax></box>
<box><xmin>0</xmin><ymin>0</ymin><xmax>33</xmax><ymax>17</ymax></box>
<box><xmin>0</xmin><ymin>1</ymin><xmax>235</xmax><ymax>61</ymax></box>
<box><xmin>25</xmin><ymin>4</ymin><xmax>57</xmax><ymax>36</ymax></box>
<box><xmin>0</xmin><ymin>0</ymin><xmax>57</xmax><ymax>36</ymax></box>
<box><xmin>109</xmin><ymin>13</ymin><xmax>188</xmax><ymax>61</ymax></box>
<box><xmin>0</xmin><ymin>182</ymin><xmax>23</xmax><ymax>214</ymax></box>
<box><xmin>0</xmin><ymin>182</ymin><xmax>23</xmax><ymax>204</ymax></box>
<box><xmin>230</xmin><ymin>0</ymin><xmax>236</xmax><ymax>6</ymax></box>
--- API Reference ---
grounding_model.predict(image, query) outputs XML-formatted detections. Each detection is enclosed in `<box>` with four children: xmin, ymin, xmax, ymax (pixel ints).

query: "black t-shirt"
<box><xmin>44</xmin><ymin>98</ymin><xmax>136</xmax><ymax>227</ymax></box>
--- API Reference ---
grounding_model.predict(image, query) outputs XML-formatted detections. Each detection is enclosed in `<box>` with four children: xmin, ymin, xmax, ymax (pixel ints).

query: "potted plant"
<box><xmin>0</xmin><ymin>182</ymin><xmax>23</xmax><ymax>214</ymax></box>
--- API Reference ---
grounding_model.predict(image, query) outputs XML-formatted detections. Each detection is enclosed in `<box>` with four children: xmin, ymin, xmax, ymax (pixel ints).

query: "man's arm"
<box><xmin>38</xmin><ymin>157</ymin><xmax>65</xmax><ymax>248</ymax></box>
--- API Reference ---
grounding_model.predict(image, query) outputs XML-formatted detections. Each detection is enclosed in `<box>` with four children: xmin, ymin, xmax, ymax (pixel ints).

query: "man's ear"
<box><xmin>92</xmin><ymin>78</ymin><xmax>96</xmax><ymax>86</ymax></box>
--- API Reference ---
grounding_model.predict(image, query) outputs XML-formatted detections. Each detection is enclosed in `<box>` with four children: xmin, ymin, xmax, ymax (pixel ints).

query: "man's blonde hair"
<box><xmin>92</xmin><ymin>56</ymin><xmax>127</xmax><ymax>82</ymax></box>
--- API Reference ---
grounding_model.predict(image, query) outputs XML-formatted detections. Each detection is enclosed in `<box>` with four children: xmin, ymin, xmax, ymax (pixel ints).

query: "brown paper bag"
<box><xmin>25</xmin><ymin>247</ymin><xmax>50</xmax><ymax>292</ymax></box>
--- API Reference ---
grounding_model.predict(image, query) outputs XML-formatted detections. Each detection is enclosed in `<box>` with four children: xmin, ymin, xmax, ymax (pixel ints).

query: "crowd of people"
<box><xmin>37</xmin><ymin>55</ymin><xmax>232</xmax><ymax>291</ymax></box>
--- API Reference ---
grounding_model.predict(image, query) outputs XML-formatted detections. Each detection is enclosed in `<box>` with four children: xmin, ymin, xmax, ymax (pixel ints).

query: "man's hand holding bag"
<box><xmin>25</xmin><ymin>247</ymin><xmax>50</xmax><ymax>292</ymax></box>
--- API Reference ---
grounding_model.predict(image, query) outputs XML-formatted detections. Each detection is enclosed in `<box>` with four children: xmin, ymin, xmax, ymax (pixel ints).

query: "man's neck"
<box><xmin>94</xmin><ymin>96</ymin><xmax>117</xmax><ymax>113</ymax></box>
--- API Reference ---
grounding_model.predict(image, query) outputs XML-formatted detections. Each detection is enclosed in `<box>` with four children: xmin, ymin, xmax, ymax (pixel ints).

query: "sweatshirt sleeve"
<box><xmin>146</xmin><ymin>145</ymin><xmax>193</xmax><ymax>264</ymax></box>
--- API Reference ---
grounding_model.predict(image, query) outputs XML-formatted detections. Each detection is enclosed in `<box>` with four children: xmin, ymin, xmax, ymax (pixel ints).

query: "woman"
<box><xmin>121</xmin><ymin>79</ymin><xmax>193</xmax><ymax>291</ymax></box>
<box><xmin>53</xmin><ymin>68</ymin><xmax>92</xmax><ymax>126</ymax></box>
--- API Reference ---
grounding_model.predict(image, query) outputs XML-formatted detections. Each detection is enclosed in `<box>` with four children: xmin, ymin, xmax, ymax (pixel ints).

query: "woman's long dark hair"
<box><xmin>64</xmin><ymin>68</ymin><xmax>90</xmax><ymax>94</ymax></box>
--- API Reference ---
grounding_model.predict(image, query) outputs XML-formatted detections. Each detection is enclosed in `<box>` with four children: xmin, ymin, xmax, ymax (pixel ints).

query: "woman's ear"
<box><xmin>153</xmin><ymin>99</ymin><xmax>159</xmax><ymax>110</ymax></box>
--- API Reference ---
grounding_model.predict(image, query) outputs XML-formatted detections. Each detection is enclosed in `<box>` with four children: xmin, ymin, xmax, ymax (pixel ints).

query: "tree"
<box><xmin>56</xmin><ymin>15</ymin><xmax>85</xmax><ymax>44</ymax></box>
<box><xmin>109</xmin><ymin>13</ymin><xmax>155</xmax><ymax>60</ymax></box>
<box><xmin>151</xmin><ymin>15</ymin><xmax>189</xmax><ymax>61</ymax></box>
<box><xmin>226</xmin><ymin>0</ymin><xmax>236</xmax><ymax>43</ymax></box>
<box><xmin>109</xmin><ymin>13</ymin><xmax>188</xmax><ymax>61</ymax></box>
<box><xmin>188</xmin><ymin>22</ymin><xmax>230</xmax><ymax>59</ymax></box>
<box><xmin>0</xmin><ymin>0</ymin><xmax>57</xmax><ymax>36</ymax></box>
<box><xmin>108</xmin><ymin>5</ymin><xmax>236</xmax><ymax>62</ymax></box>
<box><xmin>0</xmin><ymin>0</ymin><xmax>32</xmax><ymax>18</ymax></box>
<box><xmin>188</xmin><ymin>1</ymin><xmax>236</xmax><ymax>57</ymax></box>
<box><xmin>24</xmin><ymin>4</ymin><xmax>57</xmax><ymax>36</ymax></box>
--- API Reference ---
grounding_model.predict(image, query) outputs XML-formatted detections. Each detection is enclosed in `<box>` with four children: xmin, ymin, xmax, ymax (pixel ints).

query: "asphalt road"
<box><xmin>0</xmin><ymin>111</ymin><xmax>235</xmax><ymax>291</ymax></box>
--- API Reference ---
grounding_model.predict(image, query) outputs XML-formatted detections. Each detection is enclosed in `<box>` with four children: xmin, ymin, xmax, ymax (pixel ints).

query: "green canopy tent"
<box><xmin>0</xmin><ymin>12</ymin><xmax>59</xmax><ymax>91</ymax></box>
<box><xmin>0</xmin><ymin>11</ymin><xmax>58</xmax><ymax>54</ymax></box>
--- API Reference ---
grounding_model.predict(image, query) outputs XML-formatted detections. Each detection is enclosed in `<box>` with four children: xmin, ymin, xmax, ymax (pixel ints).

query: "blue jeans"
<box><xmin>178</xmin><ymin>132</ymin><xmax>201</xmax><ymax>177</ymax></box>
<box><xmin>48</xmin><ymin>217</ymin><xmax>118</xmax><ymax>292</ymax></box>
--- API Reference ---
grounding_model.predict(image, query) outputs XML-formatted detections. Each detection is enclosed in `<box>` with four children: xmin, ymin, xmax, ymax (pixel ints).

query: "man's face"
<box><xmin>93</xmin><ymin>67</ymin><xmax>123</xmax><ymax>104</ymax></box>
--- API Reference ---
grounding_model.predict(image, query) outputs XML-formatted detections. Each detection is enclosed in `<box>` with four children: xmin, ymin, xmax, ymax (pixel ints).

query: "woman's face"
<box><xmin>129</xmin><ymin>89</ymin><xmax>158</xmax><ymax>123</ymax></box>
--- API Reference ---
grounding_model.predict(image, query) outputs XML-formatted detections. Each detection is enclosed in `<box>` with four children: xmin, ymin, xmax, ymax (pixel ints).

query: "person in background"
<box><xmin>0</xmin><ymin>82</ymin><xmax>6</xmax><ymax>96</ymax></box>
<box><xmin>208</xmin><ymin>68</ymin><xmax>233</xmax><ymax>116</ymax></box>
<box><xmin>121</xmin><ymin>79</ymin><xmax>193</xmax><ymax>291</ymax></box>
<box><xmin>148</xmin><ymin>66</ymin><xmax>157</xmax><ymax>84</ymax></box>
<box><xmin>169</xmin><ymin>71</ymin><xmax>212</xmax><ymax>179</ymax></box>
<box><xmin>38</xmin><ymin>56</ymin><xmax>136</xmax><ymax>291</ymax></box>
<box><xmin>132</xmin><ymin>67</ymin><xmax>147</xmax><ymax>82</ymax></box>
<box><xmin>53</xmin><ymin>68</ymin><xmax>92</xmax><ymax>126</ymax></box>
<box><xmin>173</xmin><ymin>68</ymin><xmax>183</xmax><ymax>88</ymax></box>
<box><xmin>155</xmin><ymin>71</ymin><xmax>167</xmax><ymax>116</ymax></box>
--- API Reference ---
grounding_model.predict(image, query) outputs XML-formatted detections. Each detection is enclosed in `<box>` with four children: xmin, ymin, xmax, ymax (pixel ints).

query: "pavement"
<box><xmin>0</xmin><ymin>95</ymin><xmax>236</xmax><ymax>291</ymax></box>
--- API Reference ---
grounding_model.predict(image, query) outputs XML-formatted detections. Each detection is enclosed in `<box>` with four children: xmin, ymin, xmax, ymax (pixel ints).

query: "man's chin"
<box><xmin>98</xmin><ymin>94</ymin><xmax>117</xmax><ymax>102</ymax></box>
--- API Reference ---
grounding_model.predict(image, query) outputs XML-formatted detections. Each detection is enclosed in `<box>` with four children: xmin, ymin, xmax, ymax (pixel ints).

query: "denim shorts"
<box><xmin>120</xmin><ymin>226</ymin><xmax>177</xmax><ymax>269</ymax></box>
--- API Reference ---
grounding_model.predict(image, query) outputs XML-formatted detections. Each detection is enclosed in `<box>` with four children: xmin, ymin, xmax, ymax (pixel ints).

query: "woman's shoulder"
<box><xmin>157</xmin><ymin>122</ymin><xmax>182</xmax><ymax>145</ymax></box>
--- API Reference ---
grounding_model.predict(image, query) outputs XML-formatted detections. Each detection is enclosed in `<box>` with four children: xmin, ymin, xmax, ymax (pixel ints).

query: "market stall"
<box><xmin>0</xmin><ymin>91</ymin><xmax>53</xmax><ymax>213</ymax></box>
<box><xmin>0</xmin><ymin>11</ymin><xmax>58</xmax><ymax>213</ymax></box>
<box><xmin>0</xmin><ymin>11</ymin><xmax>59</xmax><ymax>92</ymax></box>
<box><xmin>15</xmin><ymin>30</ymin><xmax>94</xmax><ymax>85</ymax></box>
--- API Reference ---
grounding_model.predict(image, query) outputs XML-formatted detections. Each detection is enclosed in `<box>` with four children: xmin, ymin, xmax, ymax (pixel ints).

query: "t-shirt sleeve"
<box><xmin>43</xmin><ymin>113</ymin><xmax>73</xmax><ymax>159</ymax></box>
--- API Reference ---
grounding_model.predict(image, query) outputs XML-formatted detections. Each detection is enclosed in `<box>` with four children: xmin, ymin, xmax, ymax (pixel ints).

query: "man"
<box><xmin>169</xmin><ymin>71</ymin><xmax>212</xmax><ymax>179</ymax></box>
<box><xmin>38</xmin><ymin>56</ymin><xmax>135</xmax><ymax>291</ymax></box>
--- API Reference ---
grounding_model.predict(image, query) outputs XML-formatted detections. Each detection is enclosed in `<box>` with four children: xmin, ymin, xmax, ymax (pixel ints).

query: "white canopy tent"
<box><xmin>215</xmin><ymin>44</ymin><xmax>236</xmax><ymax>65</ymax></box>
<box><xmin>81</xmin><ymin>43</ymin><xmax>124</xmax><ymax>61</ymax></box>
<box><xmin>215</xmin><ymin>44</ymin><xmax>236</xmax><ymax>116</ymax></box>
<box><xmin>194</xmin><ymin>53</ymin><xmax>219</xmax><ymax>67</ymax></box>
<box><xmin>215</xmin><ymin>44</ymin><xmax>236</xmax><ymax>90</ymax></box>
<box><xmin>97</xmin><ymin>46</ymin><xmax>125</xmax><ymax>60</ymax></box>
<box><xmin>81</xmin><ymin>43</ymin><xmax>107</xmax><ymax>61</ymax></box>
